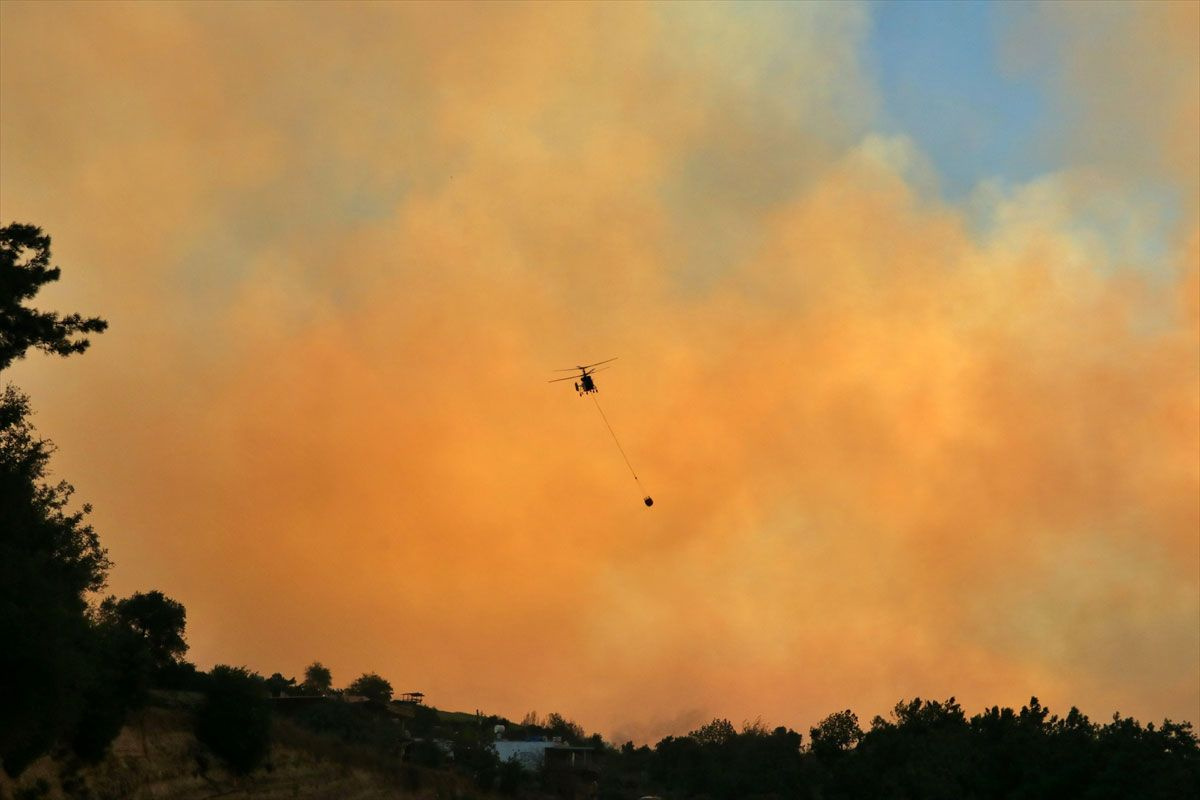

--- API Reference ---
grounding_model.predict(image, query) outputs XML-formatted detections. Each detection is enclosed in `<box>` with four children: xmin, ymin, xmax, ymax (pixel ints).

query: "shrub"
<box><xmin>195</xmin><ymin>666</ymin><xmax>270</xmax><ymax>774</ymax></box>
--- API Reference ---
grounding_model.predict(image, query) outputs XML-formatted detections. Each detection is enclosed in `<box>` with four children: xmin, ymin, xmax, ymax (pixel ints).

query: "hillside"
<box><xmin>1</xmin><ymin>700</ymin><xmax>479</xmax><ymax>800</ymax></box>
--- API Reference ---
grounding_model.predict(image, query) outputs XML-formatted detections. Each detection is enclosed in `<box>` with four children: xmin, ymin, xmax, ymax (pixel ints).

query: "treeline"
<box><xmin>602</xmin><ymin>700</ymin><xmax>1200</xmax><ymax>800</ymax></box>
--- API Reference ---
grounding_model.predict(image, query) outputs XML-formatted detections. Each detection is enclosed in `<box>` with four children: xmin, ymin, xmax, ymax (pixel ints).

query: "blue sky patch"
<box><xmin>867</xmin><ymin>0</ymin><xmax>1053</xmax><ymax>200</ymax></box>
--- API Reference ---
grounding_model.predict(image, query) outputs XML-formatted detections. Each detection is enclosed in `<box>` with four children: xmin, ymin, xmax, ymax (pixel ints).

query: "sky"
<box><xmin>868</xmin><ymin>0</ymin><xmax>1052</xmax><ymax>199</ymax></box>
<box><xmin>1</xmin><ymin>1</ymin><xmax>1197</xmax><ymax>744</ymax></box>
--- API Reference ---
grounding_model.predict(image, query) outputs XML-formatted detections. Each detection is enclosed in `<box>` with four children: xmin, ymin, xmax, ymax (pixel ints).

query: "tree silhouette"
<box><xmin>544</xmin><ymin>712</ymin><xmax>586</xmax><ymax>743</ymax></box>
<box><xmin>809</xmin><ymin>708</ymin><xmax>863</xmax><ymax>760</ymax></box>
<box><xmin>0</xmin><ymin>385</ymin><xmax>110</xmax><ymax>775</ymax></box>
<box><xmin>347</xmin><ymin>672</ymin><xmax>393</xmax><ymax>704</ymax></box>
<box><xmin>266</xmin><ymin>672</ymin><xmax>297</xmax><ymax>698</ymax></box>
<box><xmin>689</xmin><ymin>717</ymin><xmax>736</xmax><ymax>746</ymax></box>
<box><xmin>303</xmin><ymin>661</ymin><xmax>333</xmax><ymax>695</ymax></box>
<box><xmin>98</xmin><ymin>590</ymin><xmax>188</xmax><ymax>674</ymax></box>
<box><xmin>1</xmin><ymin>223</ymin><xmax>107</xmax><ymax>370</ymax></box>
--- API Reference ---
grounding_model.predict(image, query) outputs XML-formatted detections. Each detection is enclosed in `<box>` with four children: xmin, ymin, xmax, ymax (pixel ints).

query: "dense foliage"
<box><xmin>303</xmin><ymin>661</ymin><xmax>333</xmax><ymax>694</ymax></box>
<box><xmin>0</xmin><ymin>386</ymin><xmax>112</xmax><ymax>774</ymax></box>
<box><xmin>600</xmin><ymin>697</ymin><xmax>1200</xmax><ymax>800</ymax></box>
<box><xmin>347</xmin><ymin>672</ymin><xmax>394</xmax><ymax>704</ymax></box>
<box><xmin>97</xmin><ymin>590</ymin><xmax>188</xmax><ymax>675</ymax></box>
<box><xmin>195</xmin><ymin>666</ymin><xmax>272</xmax><ymax>774</ymax></box>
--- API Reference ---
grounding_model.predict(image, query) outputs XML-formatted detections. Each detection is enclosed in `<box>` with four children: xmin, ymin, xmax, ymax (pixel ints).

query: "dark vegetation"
<box><xmin>2</xmin><ymin>222</ymin><xmax>1198</xmax><ymax>798</ymax></box>
<box><xmin>601</xmin><ymin>701</ymin><xmax>1200</xmax><ymax>800</ymax></box>
<box><xmin>195</xmin><ymin>666</ymin><xmax>272</xmax><ymax>774</ymax></box>
<box><xmin>2</xmin><ymin>223</ymin><xmax>119</xmax><ymax>775</ymax></box>
<box><xmin>347</xmin><ymin>671</ymin><xmax>394</xmax><ymax>704</ymax></box>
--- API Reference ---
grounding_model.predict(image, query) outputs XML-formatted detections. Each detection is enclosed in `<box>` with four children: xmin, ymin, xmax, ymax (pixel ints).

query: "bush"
<box><xmin>195</xmin><ymin>666</ymin><xmax>270</xmax><ymax>774</ymax></box>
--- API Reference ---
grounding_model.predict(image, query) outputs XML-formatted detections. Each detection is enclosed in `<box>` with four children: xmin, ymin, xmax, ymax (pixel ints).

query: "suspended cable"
<box><xmin>592</xmin><ymin>395</ymin><xmax>653</xmax><ymax>506</ymax></box>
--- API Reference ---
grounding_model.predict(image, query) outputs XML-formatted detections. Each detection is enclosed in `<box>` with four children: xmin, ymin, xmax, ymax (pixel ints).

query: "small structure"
<box><xmin>494</xmin><ymin>740</ymin><xmax>596</xmax><ymax>773</ymax></box>
<box><xmin>397</xmin><ymin>691</ymin><xmax>425</xmax><ymax>705</ymax></box>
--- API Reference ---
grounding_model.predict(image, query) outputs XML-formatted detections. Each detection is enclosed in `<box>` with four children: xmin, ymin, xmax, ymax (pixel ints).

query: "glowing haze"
<box><xmin>1</xmin><ymin>2</ymin><xmax>1196</xmax><ymax>742</ymax></box>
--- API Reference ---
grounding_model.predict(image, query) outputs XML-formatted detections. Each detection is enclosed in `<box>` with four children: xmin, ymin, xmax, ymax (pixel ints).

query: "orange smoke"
<box><xmin>1</xmin><ymin>1</ymin><xmax>1195</xmax><ymax>741</ymax></box>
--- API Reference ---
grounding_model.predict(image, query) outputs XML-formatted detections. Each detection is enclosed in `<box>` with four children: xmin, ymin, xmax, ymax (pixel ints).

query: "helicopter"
<box><xmin>549</xmin><ymin>357</ymin><xmax>653</xmax><ymax>507</ymax></box>
<box><xmin>548</xmin><ymin>357</ymin><xmax>617</xmax><ymax>396</ymax></box>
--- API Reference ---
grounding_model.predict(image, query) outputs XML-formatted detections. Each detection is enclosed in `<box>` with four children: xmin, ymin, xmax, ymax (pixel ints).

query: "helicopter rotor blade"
<box><xmin>579</xmin><ymin>357</ymin><xmax>618</xmax><ymax>370</ymax></box>
<box><xmin>549</xmin><ymin>365</ymin><xmax>612</xmax><ymax>383</ymax></box>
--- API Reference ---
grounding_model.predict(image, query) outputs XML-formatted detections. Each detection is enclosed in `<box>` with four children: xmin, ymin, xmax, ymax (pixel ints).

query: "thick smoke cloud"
<box><xmin>2</xmin><ymin>2</ymin><xmax>1195</xmax><ymax>741</ymax></box>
